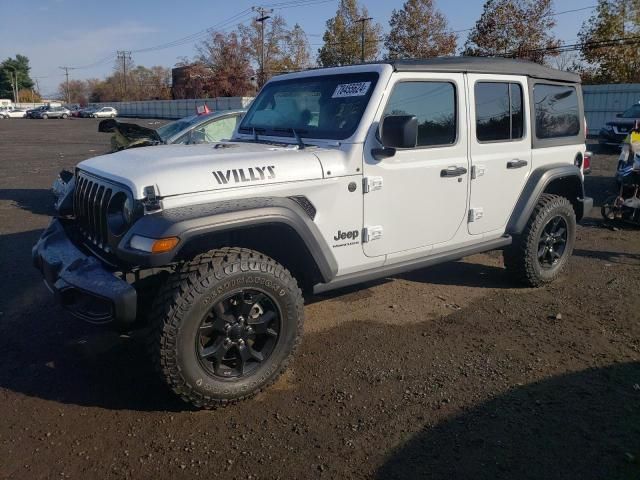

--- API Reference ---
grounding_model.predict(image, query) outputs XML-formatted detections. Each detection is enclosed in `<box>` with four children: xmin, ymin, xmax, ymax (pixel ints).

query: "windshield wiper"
<box><xmin>272</xmin><ymin>127</ymin><xmax>308</xmax><ymax>149</ymax></box>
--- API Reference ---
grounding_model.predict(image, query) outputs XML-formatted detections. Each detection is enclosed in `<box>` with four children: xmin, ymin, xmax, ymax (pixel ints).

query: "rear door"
<box><xmin>467</xmin><ymin>75</ymin><xmax>531</xmax><ymax>235</ymax></box>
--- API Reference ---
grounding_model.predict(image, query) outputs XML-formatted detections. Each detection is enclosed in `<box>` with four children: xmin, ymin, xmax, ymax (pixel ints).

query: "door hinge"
<box><xmin>363</xmin><ymin>176</ymin><xmax>383</xmax><ymax>193</ymax></box>
<box><xmin>363</xmin><ymin>225</ymin><xmax>383</xmax><ymax>242</ymax></box>
<box><xmin>468</xmin><ymin>208</ymin><xmax>484</xmax><ymax>222</ymax></box>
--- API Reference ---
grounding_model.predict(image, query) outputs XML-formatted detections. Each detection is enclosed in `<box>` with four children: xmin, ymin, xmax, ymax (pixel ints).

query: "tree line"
<box><xmin>1</xmin><ymin>0</ymin><xmax>637</xmax><ymax>103</ymax></box>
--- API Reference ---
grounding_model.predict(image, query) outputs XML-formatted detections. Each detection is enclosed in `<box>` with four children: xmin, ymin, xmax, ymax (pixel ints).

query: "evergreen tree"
<box><xmin>0</xmin><ymin>54</ymin><xmax>35</xmax><ymax>101</ymax></box>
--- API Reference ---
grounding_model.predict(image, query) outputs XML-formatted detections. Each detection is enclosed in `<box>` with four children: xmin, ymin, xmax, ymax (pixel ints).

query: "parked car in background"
<box><xmin>1</xmin><ymin>109</ymin><xmax>27</xmax><ymax>118</ymax></box>
<box><xmin>91</xmin><ymin>107</ymin><xmax>118</xmax><ymax>118</ymax></box>
<box><xmin>67</xmin><ymin>105</ymin><xmax>83</xmax><ymax>117</ymax></box>
<box><xmin>26</xmin><ymin>106</ymin><xmax>47</xmax><ymax>118</ymax></box>
<box><xmin>33</xmin><ymin>106</ymin><xmax>71</xmax><ymax>119</ymax></box>
<box><xmin>78</xmin><ymin>107</ymin><xmax>97</xmax><ymax>118</ymax></box>
<box><xmin>98</xmin><ymin>110</ymin><xmax>245</xmax><ymax>151</ymax></box>
<box><xmin>599</xmin><ymin>102</ymin><xmax>640</xmax><ymax>149</ymax></box>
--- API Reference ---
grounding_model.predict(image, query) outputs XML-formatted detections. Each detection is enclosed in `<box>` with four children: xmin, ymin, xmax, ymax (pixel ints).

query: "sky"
<box><xmin>0</xmin><ymin>0</ymin><xmax>596</xmax><ymax>97</ymax></box>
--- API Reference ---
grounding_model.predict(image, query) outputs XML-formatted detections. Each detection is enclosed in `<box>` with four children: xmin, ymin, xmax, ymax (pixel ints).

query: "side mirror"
<box><xmin>371</xmin><ymin>115</ymin><xmax>417</xmax><ymax>161</ymax></box>
<box><xmin>380</xmin><ymin>115</ymin><xmax>418</xmax><ymax>149</ymax></box>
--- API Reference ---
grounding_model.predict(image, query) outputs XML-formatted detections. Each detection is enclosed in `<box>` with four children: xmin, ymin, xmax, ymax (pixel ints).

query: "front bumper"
<box><xmin>32</xmin><ymin>219</ymin><xmax>137</xmax><ymax>325</ymax></box>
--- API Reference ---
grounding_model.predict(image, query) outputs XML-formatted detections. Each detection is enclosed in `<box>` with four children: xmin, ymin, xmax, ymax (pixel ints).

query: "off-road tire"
<box><xmin>150</xmin><ymin>247</ymin><xmax>304</xmax><ymax>408</ymax></box>
<box><xmin>504</xmin><ymin>193</ymin><xmax>576</xmax><ymax>287</ymax></box>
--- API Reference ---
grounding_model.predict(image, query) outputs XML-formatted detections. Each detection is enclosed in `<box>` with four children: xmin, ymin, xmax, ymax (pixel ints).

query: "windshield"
<box><xmin>156</xmin><ymin>115</ymin><xmax>204</xmax><ymax>142</ymax></box>
<box><xmin>622</xmin><ymin>104</ymin><xmax>640</xmax><ymax>118</ymax></box>
<box><xmin>238</xmin><ymin>72</ymin><xmax>379</xmax><ymax>140</ymax></box>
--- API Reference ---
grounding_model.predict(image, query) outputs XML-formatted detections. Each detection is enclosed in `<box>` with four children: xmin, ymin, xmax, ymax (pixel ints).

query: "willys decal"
<box><xmin>212</xmin><ymin>166</ymin><xmax>276</xmax><ymax>185</ymax></box>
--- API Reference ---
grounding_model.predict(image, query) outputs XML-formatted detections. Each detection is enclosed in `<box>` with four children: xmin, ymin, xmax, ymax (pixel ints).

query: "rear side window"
<box><xmin>383</xmin><ymin>81</ymin><xmax>457</xmax><ymax>147</ymax></box>
<box><xmin>533</xmin><ymin>84</ymin><xmax>580</xmax><ymax>139</ymax></box>
<box><xmin>475</xmin><ymin>82</ymin><xmax>524</xmax><ymax>142</ymax></box>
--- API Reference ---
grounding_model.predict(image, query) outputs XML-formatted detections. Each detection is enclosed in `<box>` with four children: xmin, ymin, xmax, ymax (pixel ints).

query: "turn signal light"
<box><xmin>151</xmin><ymin>237</ymin><xmax>180</xmax><ymax>253</ymax></box>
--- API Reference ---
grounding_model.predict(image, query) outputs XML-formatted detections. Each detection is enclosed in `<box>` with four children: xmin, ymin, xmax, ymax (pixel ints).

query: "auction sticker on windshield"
<box><xmin>332</xmin><ymin>82</ymin><xmax>371</xmax><ymax>98</ymax></box>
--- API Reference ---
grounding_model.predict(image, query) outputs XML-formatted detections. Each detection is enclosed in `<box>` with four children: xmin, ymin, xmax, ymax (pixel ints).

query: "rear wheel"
<box><xmin>62</xmin><ymin>113</ymin><xmax>68</xmax><ymax>119</ymax></box>
<box><xmin>150</xmin><ymin>247</ymin><xmax>304</xmax><ymax>408</ymax></box>
<box><xmin>42</xmin><ymin>114</ymin><xmax>48</xmax><ymax>119</ymax></box>
<box><xmin>504</xmin><ymin>194</ymin><xmax>576</xmax><ymax>287</ymax></box>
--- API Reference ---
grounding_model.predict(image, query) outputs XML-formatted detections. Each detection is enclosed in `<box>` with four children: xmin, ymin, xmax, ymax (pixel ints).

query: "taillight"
<box><xmin>583</xmin><ymin>151</ymin><xmax>592</xmax><ymax>174</ymax></box>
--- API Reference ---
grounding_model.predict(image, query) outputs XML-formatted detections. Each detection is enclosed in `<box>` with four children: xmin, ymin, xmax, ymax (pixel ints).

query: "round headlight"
<box><xmin>122</xmin><ymin>197</ymin><xmax>133</xmax><ymax>224</ymax></box>
<box><xmin>107</xmin><ymin>192</ymin><xmax>130</xmax><ymax>236</ymax></box>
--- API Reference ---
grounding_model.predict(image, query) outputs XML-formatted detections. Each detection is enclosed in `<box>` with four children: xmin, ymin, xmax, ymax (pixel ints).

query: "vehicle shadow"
<box><xmin>0</xmin><ymin>188</ymin><xmax>56</xmax><ymax>216</ymax></box>
<box><xmin>584</xmin><ymin>174</ymin><xmax>617</xmax><ymax>208</ymax></box>
<box><xmin>573</xmin><ymin>248</ymin><xmax>640</xmax><ymax>266</ymax></box>
<box><xmin>396</xmin><ymin>257</ymin><xmax>512</xmax><ymax>289</ymax></box>
<box><xmin>376</xmin><ymin>361</ymin><xmax>640</xmax><ymax>480</ymax></box>
<box><xmin>0</xmin><ymin>229</ymin><xmax>186</xmax><ymax>412</ymax></box>
<box><xmin>309</xmin><ymin>255</ymin><xmax>513</xmax><ymax>305</ymax></box>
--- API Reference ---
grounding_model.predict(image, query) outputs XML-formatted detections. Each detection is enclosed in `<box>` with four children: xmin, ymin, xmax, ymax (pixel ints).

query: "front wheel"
<box><xmin>150</xmin><ymin>247</ymin><xmax>304</xmax><ymax>408</ymax></box>
<box><xmin>42</xmin><ymin>114</ymin><xmax>48</xmax><ymax>119</ymax></box>
<box><xmin>504</xmin><ymin>193</ymin><xmax>576</xmax><ymax>287</ymax></box>
<box><xmin>62</xmin><ymin>114</ymin><xmax>68</xmax><ymax>119</ymax></box>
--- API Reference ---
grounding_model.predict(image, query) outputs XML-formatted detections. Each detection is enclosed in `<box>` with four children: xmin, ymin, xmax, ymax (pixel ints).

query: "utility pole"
<box><xmin>59</xmin><ymin>66</ymin><xmax>73</xmax><ymax>104</ymax></box>
<box><xmin>6</xmin><ymin>67</ymin><xmax>18</xmax><ymax>103</ymax></box>
<box><xmin>356</xmin><ymin>17</ymin><xmax>372</xmax><ymax>63</ymax></box>
<box><xmin>252</xmin><ymin>6</ymin><xmax>272</xmax><ymax>87</ymax></box>
<box><xmin>116</xmin><ymin>51</ymin><xmax>132</xmax><ymax>100</ymax></box>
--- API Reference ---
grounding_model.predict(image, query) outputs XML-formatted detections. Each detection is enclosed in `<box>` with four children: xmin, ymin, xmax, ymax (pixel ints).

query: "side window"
<box><xmin>533</xmin><ymin>84</ymin><xmax>580</xmax><ymax>139</ymax></box>
<box><xmin>475</xmin><ymin>82</ymin><xmax>524</xmax><ymax>142</ymax></box>
<box><xmin>383</xmin><ymin>81</ymin><xmax>456</xmax><ymax>147</ymax></box>
<box><xmin>202</xmin><ymin>115</ymin><xmax>240</xmax><ymax>142</ymax></box>
<box><xmin>188</xmin><ymin>116</ymin><xmax>241</xmax><ymax>144</ymax></box>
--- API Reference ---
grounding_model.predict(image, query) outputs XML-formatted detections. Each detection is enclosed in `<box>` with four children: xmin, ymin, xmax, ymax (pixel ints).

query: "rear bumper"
<box><xmin>32</xmin><ymin>219</ymin><xmax>137</xmax><ymax>325</ymax></box>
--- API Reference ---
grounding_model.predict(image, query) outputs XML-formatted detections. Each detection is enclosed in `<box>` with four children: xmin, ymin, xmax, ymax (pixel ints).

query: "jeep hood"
<box><xmin>78</xmin><ymin>142</ymin><xmax>325</xmax><ymax>198</ymax></box>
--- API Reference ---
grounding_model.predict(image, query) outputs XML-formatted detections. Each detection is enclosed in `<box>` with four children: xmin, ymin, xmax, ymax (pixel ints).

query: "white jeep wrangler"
<box><xmin>33</xmin><ymin>57</ymin><xmax>592</xmax><ymax>408</ymax></box>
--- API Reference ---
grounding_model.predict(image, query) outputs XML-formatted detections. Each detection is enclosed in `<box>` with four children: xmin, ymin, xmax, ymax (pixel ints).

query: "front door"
<box><xmin>362</xmin><ymin>73</ymin><xmax>469</xmax><ymax>258</ymax></box>
<box><xmin>467</xmin><ymin>75</ymin><xmax>532</xmax><ymax>235</ymax></box>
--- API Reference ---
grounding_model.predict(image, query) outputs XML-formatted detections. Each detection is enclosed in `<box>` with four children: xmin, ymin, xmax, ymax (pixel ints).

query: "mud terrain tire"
<box><xmin>150</xmin><ymin>247</ymin><xmax>304</xmax><ymax>408</ymax></box>
<box><xmin>504</xmin><ymin>194</ymin><xmax>576</xmax><ymax>287</ymax></box>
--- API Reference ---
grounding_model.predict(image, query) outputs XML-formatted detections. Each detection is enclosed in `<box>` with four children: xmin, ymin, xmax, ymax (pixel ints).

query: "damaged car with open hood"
<box><xmin>33</xmin><ymin>57</ymin><xmax>592</xmax><ymax>408</ymax></box>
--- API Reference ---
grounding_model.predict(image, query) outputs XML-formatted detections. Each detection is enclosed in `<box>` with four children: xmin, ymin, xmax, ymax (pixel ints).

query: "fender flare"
<box><xmin>117</xmin><ymin>196</ymin><xmax>338</xmax><ymax>283</ymax></box>
<box><xmin>507</xmin><ymin>164</ymin><xmax>587</xmax><ymax>235</ymax></box>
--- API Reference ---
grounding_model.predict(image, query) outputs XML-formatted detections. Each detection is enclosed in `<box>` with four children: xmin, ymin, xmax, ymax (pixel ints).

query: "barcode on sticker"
<box><xmin>332</xmin><ymin>82</ymin><xmax>371</xmax><ymax>98</ymax></box>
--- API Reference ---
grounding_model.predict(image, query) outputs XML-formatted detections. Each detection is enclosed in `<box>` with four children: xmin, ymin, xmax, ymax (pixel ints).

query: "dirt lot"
<box><xmin>0</xmin><ymin>118</ymin><xmax>639</xmax><ymax>480</ymax></box>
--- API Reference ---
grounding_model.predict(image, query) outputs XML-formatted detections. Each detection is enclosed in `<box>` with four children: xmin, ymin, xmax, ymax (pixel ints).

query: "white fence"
<box><xmin>583</xmin><ymin>84</ymin><xmax>640</xmax><ymax>136</ymax></box>
<box><xmin>91</xmin><ymin>97</ymin><xmax>255</xmax><ymax>119</ymax></box>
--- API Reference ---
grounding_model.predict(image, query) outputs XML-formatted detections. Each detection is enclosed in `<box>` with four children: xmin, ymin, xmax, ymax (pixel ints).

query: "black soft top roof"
<box><xmin>384</xmin><ymin>56</ymin><xmax>580</xmax><ymax>83</ymax></box>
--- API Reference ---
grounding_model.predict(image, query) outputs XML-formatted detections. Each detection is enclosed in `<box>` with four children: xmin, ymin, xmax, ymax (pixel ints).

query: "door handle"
<box><xmin>507</xmin><ymin>159</ymin><xmax>528</xmax><ymax>169</ymax></box>
<box><xmin>440</xmin><ymin>166</ymin><xmax>468</xmax><ymax>177</ymax></box>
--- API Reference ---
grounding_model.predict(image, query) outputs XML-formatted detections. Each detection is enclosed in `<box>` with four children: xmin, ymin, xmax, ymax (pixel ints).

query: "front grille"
<box><xmin>73</xmin><ymin>171</ymin><xmax>117</xmax><ymax>251</ymax></box>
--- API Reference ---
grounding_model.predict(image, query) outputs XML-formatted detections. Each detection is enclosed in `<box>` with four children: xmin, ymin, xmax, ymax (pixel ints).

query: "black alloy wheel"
<box><xmin>537</xmin><ymin>215</ymin><xmax>568</xmax><ymax>269</ymax></box>
<box><xmin>196</xmin><ymin>288</ymin><xmax>280</xmax><ymax>379</ymax></box>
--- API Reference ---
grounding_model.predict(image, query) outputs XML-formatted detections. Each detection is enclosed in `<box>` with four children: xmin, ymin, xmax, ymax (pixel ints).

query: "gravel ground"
<box><xmin>0</xmin><ymin>117</ymin><xmax>639</xmax><ymax>480</ymax></box>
